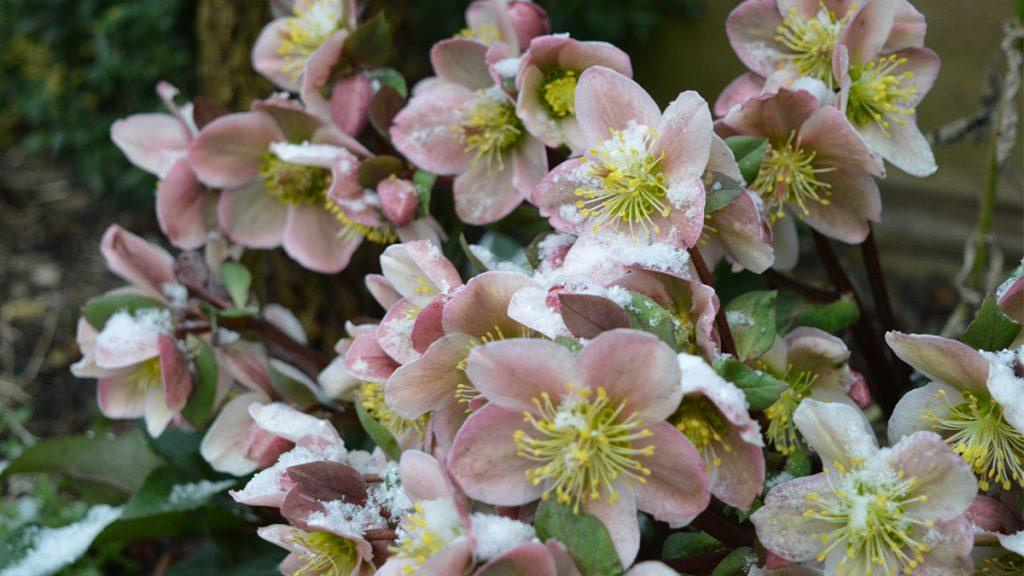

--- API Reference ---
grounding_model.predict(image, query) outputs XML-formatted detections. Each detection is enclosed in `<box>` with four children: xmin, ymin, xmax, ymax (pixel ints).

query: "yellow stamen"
<box><xmin>847</xmin><ymin>54</ymin><xmax>918</xmax><ymax>137</ymax></box>
<box><xmin>751</xmin><ymin>131</ymin><xmax>833</xmax><ymax>223</ymax></box>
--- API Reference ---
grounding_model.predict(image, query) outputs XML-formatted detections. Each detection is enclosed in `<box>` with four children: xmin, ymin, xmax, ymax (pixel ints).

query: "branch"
<box><xmin>688</xmin><ymin>247</ymin><xmax>737</xmax><ymax>357</ymax></box>
<box><xmin>691</xmin><ymin>508</ymin><xmax>755</xmax><ymax>549</ymax></box>
<box><xmin>217</xmin><ymin>315</ymin><xmax>331</xmax><ymax>378</ymax></box>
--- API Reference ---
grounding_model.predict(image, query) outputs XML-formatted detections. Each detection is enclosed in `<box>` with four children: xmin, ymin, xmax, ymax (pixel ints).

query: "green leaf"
<box><xmin>724</xmin><ymin>136</ymin><xmax>769</xmax><ymax>184</ymax></box>
<box><xmin>2</xmin><ymin>430</ymin><xmax>162</xmax><ymax>495</ymax></box>
<box><xmin>165</xmin><ymin>540</ymin><xmax>285</xmax><ymax>576</ymax></box>
<box><xmin>344</xmin><ymin>14</ymin><xmax>393</xmax><ymax>68</ymax></box>
<box><xmin>412</xmin><ymin>170</ymin><xmax>435</xmax><ymax>219</ymax></box>
<box><xmin>710</xmin><ymin>547</ymin><xmax>757</xmax><ymax>576</ymax></box>
<box><xmin>725</xmin><ymin>290</ymin><xmax>777</xmax><ymax>361</ymax></box>
<box><xmin>703</xmin><ymin>171</ymin><xmax>745</xmax><ymax>213</ymax></box>
<box><xmin>555</xmin><ymin>336</ymin><xmax>584</xmax><ymax>354</ymax></box>
<box><xmin>713</xmin><ymin>357</ymin><xmax>787</xmax><ymax>411</ymax></box>
<box><xmin>785</xmin><ymin>446</ymin><xmax>812</xmax><ymax>477</ymax></box>
<box><xmin>662</xmin><ymin>531</ymin><xmax>725</xmax><ymax>558</ymax></box>
<box><xmin>625</xmin><ymin>292</ymin><xmax>688</xmax><ymax>352</ymax></box>
<box><xmin>791</xmin><ymin>294</ymin><xmax>860</xmax><ymax>333</ymax></box>
<box><xmin>181</xmin><ymin>335</ymin><xmax>218</xmax><ymax>428</ymax></box>
<box><xmin>118</xmin><ymin>467</ymin><xmax>236</xmax><ymax>521</ymax></box>
<box><xmin>219</xmin><ymin>262</ymin><xmax>251</xmax><ymax>309</ymax></box>
<box><xmin>147</xmin><ymin>428</ymin><xmax>210</xmax><ymax>477</ymax></box>
<box><xmin>365</xmin><ymin>67</ymin><xmax>408</xmax><ymax>98</ymax></box>
<box><xmin>356</xmin><ymin>155</ymin><xmax>405</xmax><ymax>188</ymax></box>
<box><xmin>961</xmin><ymin>296</ymin><xmax>1022</xmax><ymax>351</ymax></box>
<box><xmin>82</xmin><ymin>294</ymin><xmax>165</xmax><ymax>330</ymax></box>
<box><xmin>534</xmin><ymin>500</ymin><xmax>624</xmax><ymax>576</ymax></box>
<box><xmin>355</xmin><ymin>403</ymin><xmax>401</xmax><ymax>461</ymax></box>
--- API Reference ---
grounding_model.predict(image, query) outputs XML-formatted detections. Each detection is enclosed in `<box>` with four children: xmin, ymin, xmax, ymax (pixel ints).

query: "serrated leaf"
<box><xmin>625</xmin><ymin>292</ymin><xmax>688</xmax><ymax>352</ymax></box>
<box><xmin>181</xmin><ymin>335</ymin><xmax>219</xmax><ymax>428</ymax></box>
<box><xmin>662</xmin><ymin>531</ymin><xmax>725</xmax><ymax>558</ymax></box>
<box><xmin>2</xmin><ymin>430</ymin><xmax>162</xmax><ymax>495</ymax></box>
<box><xmin>357</xmin><ymin>155</ymin><xmax>405</xmax><ymax>188</ymax></box>
<box><xmin>344</xmin><ymin>14</ymin><xmax>393</xmax><ymax>68</ymax></box>
<box><xmin>82</xmin><ymin>294</ymin><xmax>165</xmax><ymax>330</ymax></box>
<box><xmin>962</xmin><ymin>295</ymin><xmax>1022</xmax><ymax>351</ymax></box>
<box><xmin>219</xmin><ymin>262</ymin><xmax>251</xmax><ymax>309</ymax></box>
<box><xmin>710</xmin><ymin>547</ymin><xmax>756</xmax><ymax>576</ymax></box>
<box><xmin>792</xmin><ymin>294</ymin><xmax>860</xmax><ymax>333</ymax></box>
<box><xmin>713</xmin><ymin>356</ymin><xmax>787</xmax><ymax>410</ymax></box>
<box><xmin>725</xmin><ymin>291</ymin><xmax>777</xmax><ymax>361</ymax></box>
<box><xmin>355</xmin><ymin>403</ymin><xmax>401</xmax><ymax>460</ymax></box>
<box><xmin>725</xmin><ymin>136</ymin><xmax>769</xmax><ymax>184</ymax></box>
<box><xmin>534</xmin><ymin>500</ymin><xmax>624</xmax><ymax>576</ymax></box>
<box><xmin>365</xmin><ymin>67</ymin><xmax>408</xmax><ymax>98</ymax></box>
<box><xmin>703</xmin><ymin>171</ymin><xmax>745</xmax><ymax>213</ymax></box>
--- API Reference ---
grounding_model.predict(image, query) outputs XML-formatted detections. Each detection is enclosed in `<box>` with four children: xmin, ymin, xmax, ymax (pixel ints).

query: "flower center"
<box><xmin>846</xmin><ymin>55</ymin><xmax>918</xmax><ymax>136</ymax></box>
<box><xmin>260</xmin><ymin>153</ymin><xmax>332</xmax><ymax>205</ymax></box>
<box><xmin>751</xmin><ymin>132</ymin><xmax>833</xmax><ymax>222</ymax></box>
<box><xmin>357</xmin><ymin>381</ymin><xmax>427</xmax><ymax>441</ymax></box>
<box><xmin>392</xmin><ymin>499</ymin><xmax>465</xmax><ymax>574</ymax></box>
<box><xmin>674</xmin><ymin>397</ymin><xmax>732</xmax><ymax>471</ymax></box>
<box><xmin>324</xmin><ymin>200</ymin><xmax>398</xmax><ymax>245</ymax></box>
<box><xmin>279</xmin><ymin>0</ymin><xmax>346</xmax><ymax>81</ymax></box>
<box><xmin>126</xmin><ymin>357</ymin><xmax>163</xmax><ymax>392</ymax></box>
<box><xmin>541</xmin><ymin>70</ymin><xmax>578</xmax><ymax>118</ymax></box>
<box><xmin>458</xmin><ymin>89</ymin><xmax>523</xmax><ymax>168</ymax></box>
<box><xmin>454</xmin><ymin>23</ymin><xmax>501</xmax><ymax>45</ymax></box>
<box><xmin>763</xmin><ymin>366</ymin><xmax>818</xmax><ymax>455</ymax></box>
<box><xmin>293</xmin><ymin>529</ymin><xmax>359</xmax><ymax>576</ymax></box>
<box><xmin>514</xmin><ymin>386</ymin><xmax>654</xmax><ymax>513</ymax></box>
<box><xmin>979</xmin><ymin>554</ymin><xmax>1024</xmax><ymax>576</ymax></box>
<box><xmin>774</xmin><ymin>5</ymin><xmax>847</xmax><ymax>82</ymax></box>
<box><xmin>923</xmin><ymin>388</ymin><xmax>1024</xmax><ymax>490</ymax></box>
<box><xmin>574</xmin><ymin>123</ymin><xmax>670</xmax><ymax>238</ymax></box>
<box><xmin>804</xmin><ymin>464</ymin><xmax>934</xmax><ymax>576</ymax></box>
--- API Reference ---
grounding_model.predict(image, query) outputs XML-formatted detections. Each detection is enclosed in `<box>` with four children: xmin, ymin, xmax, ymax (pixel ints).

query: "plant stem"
<box><xmin>691</xmin><ymin>508</ymin><xmax>755</xmax><ymax>548</ymax></box>
<box><xmin>218</xmin><ymin>315</ymin><xmax>331</xmax><ymax>379</ymax></box>
<box><xmin>811</xmin><ymin>231</ymin><xmax>900</xmax><ymax>414</ymax></box>
<box><xmin>762</xmin><ymin>269</ymin><xmax>839</xmax><ymax>302</ymax></box>
<box><xmin>688</xmin><ymin>247</ymin><xmax>738</xmax><ymax>357</ymax></box>
<box><xmin>860</xmin><ymin>226</ymin><xmax>898</xmax><ymax>333</ymax></box>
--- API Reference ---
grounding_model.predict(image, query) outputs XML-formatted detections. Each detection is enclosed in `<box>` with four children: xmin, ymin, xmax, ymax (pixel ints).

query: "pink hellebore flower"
<box><xmin>533</xmin><ymin>66</ymin><xmax>712</xmax><ymax>246</ymax></box>
<box><xmin>199</xmin><ymin>390</ymin><xmax>285</xmax><ymax>476</ymax></box>
<box><xmin>188</xmin><ymin>104</ymin><xmax>372</xmax><ymax>273</ymax></box>
<box><xmin>458</xmin><ymin>0</ymin><xmax>551</xmax><ymax>55</ymax></box>
<box><xmin>672</xmin><ymin>354</ymin><xmax>766</xmax><ymax>510</ymax></box>
<box><xmin>391</xmin><ymin>39</ymin><xmax>548</xmax><ymax>224</ymax></box>
<box><xmin>111</xmin><ymin>85</ymin><xmax>215</xmax><ymax>250</ymax></box>
<box><xmin>448</xmin><ymin>329</ymin><xmax>710</xmax><ymax>566</ymax></box>
<box><xmin>386</xmin><ymin>270</ymin><xmax>539</xmax><ymax>447</ymax></box>
<box><xmin>299</xmin><ymin>34</ymin><xmax>375</xmax><ymax>136</ymax></box>
<box><xmin>718</xmin><ymin>88</ymin><xmax>884</xmax><ymax>245</ymax></box>
<box><xmin>252</xmin><ymin>0</ymin><xmax>358</xmax><ymax>92</ymax></box>
<box><xmin>515</xmin><ymin>34</ymin><xmax>632</xmax><ymax>150</ymax></box>
<box><xmin>380</xmin><ymin>450</ymin><xmax>539</xmax><ymax>576</ymax></box>
<box><xmin>975</xmin><ymin>530</ymin><xmax>1024</xmax><ymax>575</ymax></box>
<box><xmin>886</xmin><ymin>332</ymin><xmax>1024</xmax><ymax>491</ymax></box>
<box><xmin>752</xmin><ymin>399</ymin><xmax>977</xmax><ymax>576</ymax></box>
<box><xmin>833</xmin><ymin>0</ymin><xmax>940</xmax><ymax>176</ymax></box>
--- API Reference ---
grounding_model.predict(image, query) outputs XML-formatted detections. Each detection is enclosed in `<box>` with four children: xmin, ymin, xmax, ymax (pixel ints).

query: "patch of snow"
<box><xmin>0</xmin><ymin>505</ymin><xmax>123</xmax><ymax>576</ymax></box>
<box><xmin>168</xmin><ymin>478</ymin><xmax>236</xmax><ymax>506</ymax></box>
<box><xmin>469</xmin><ymin>513</ymin><xmax>536</xmax><ymax>561</ymax></box>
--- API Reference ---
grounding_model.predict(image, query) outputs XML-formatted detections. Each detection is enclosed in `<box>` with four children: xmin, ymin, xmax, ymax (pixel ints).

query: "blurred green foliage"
<box><xmin>0</xmin><ymin>0</ymin><xmax>195</xmax><ymax>198</ymax></box>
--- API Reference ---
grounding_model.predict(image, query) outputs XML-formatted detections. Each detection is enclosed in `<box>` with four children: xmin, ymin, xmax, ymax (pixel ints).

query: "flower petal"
<box><xmin>431</xmin><ymin>38</ymin><xmax>493</xmax><ymax>91</ymax></box>
<box><xmin>100</xmin><ymin>225</ymin><xmax>176</xmax><ymax>297</ymax></box>
<box><xmin>653</xmin><ymin>91</ymin><xmax>712</xmax><ymax>185</ymax></box>
<box><xmin>390</xmin><ymin>83</ymin><xmax>474</xmax><ymax>175</ymax></box>
<box><xmin>386</xmin><ymin>332</ymin><xmax>474</xmax><ymax>418</ymax></box>
<box><xmin>889</xmin><ymin>431</ymin><xmax>977</xmax><ymax>521</ymax></box>
<box><xmin>792</xmin><ymin>399</ymin><xmax>876</xmax><ymax>473</ymax></box>
<box><xmin>465</xmin><ymin>338</ymin><xmax>578</xmax><ymax>413</ymax></box>
<box><xmin>189</xmin><ymin>111</ymin><xmax>283</xmax><ymax>188</ymax></box>
<box><xmin>157</xmin><ymin>160</ymin><xmax>211</xmax><ymax>250</ymax></box>
<box><xmin>110</xmin><ymin>113</ymin><xmax>189</xmax><ymax>178</ymax></box>
<box><xmin>282</xmin><ymin>204</ymin><xmax>361</xmax><ymax>273</ymax></box>
<box><xmin>575</xmin><ymin>66</ymin><xmax>661</xmax><ymax>145</ymax></box>
<box><xmin>885</xmin><ymin>332</ymin><xmax>989</xmax><ymax>392</ymax></box>
<box><xmin>218</xmin><ymin>181</ymin><xmax>289</xmax><ymax>249</ymax></box>
<box><xmin>751</xmin><ymin>473</ymin><xmax>832</xmax><ymax>562</ymax></box>
<box><xmin>634</xmin><ymin>422</ymin><xmax>711</xmax><ymax>525</ymax></box>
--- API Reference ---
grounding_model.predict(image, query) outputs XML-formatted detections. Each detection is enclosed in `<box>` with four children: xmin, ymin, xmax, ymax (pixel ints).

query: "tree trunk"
<box><xmin>196</xmin><ymin>0</ymin><xmax>275</xmax><ymax>110</ymax></box>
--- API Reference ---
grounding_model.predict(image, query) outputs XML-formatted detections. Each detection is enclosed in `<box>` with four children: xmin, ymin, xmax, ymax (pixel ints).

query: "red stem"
<box><xmin>217</xmin><ymin>315</ymin><xmax>331</xmax><ymax>378</ymax></box>
<box><xmin>688</xmin><ymin>247</ymin><xmax>738</xmax><ymax>357</ymax></box>
<box><xmin>762</xmin><ymin>269</ymin><xmax>839</xmax><ymax>302</ymax></box>
<box><xmin>691</xmin><ymin>508</ymin><xmax>755</xmax><ymax>548</ymax></box>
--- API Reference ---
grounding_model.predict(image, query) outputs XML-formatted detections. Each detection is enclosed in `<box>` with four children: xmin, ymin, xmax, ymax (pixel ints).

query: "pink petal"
<box><xmin>784</xmin><ymin>327</ymin><xmax>851</xmax><ymax>372</ymax></box>
<box><xmin>448</xmin><ymin>404</ymin><xmax>545</xmax><ymax>506</ymax></box>
<box><xmin>584</xmin><ymin>482</ymin><xmax>640</xmax><ymax>566</ymax></box>
<box><xmin>800</xmin><ymin>165</ymin><xmax>880</xmax><ymax>244</ymax></box>
<box><xmin>798</xmin><ymin>105</ymin><xmax>883</xmax><ymax>176</ymax></box>
<box><xmin>252</xmin><ymin>19</ymin><xmax>298</xmax><ymax>91</ymax></box>
<box><xmin>513</xmin><ymin>136</ymin><xmax>549</xmax><ymax>199</ymax></box>
<box><xmin>366</xmin><ymin>274</ymin><xmax>401</xmax><ymax>310</ymax></box>
<box><xmin>143</xmin><ymin>385</ymin><xmax>175</xmax><ymax>436</ymax></box>
<box><xmin>720</xmin><ymin>89</ymin><xmax>818</xmax><ymax>142</ymax></box>
<box><xmin>634</xmin><ymin>423</ymin><xmax>710</xmax><ymax>524</ymax></box>
<box><xmin>839</xmin><ymin>0</ymin><xmax>898</xmax><ymax>63</ymax></box>
<box><xmin>475</xmin><ymin>542</ymin><xmax>558</xmax><ymax>576</ymax></box>
<box><xmin>653</xmin><ymin>91</ymin><xmax>712</xmax><ymax>184</ymax></box>
<box><xmin>531</xmin><ymin>157</ymin><xmax>588</xmax><ymax>233</ymax></box>
<box><xmin>328</xmin><ymin>73</ymin><xmax>373</xmax><ymax>136</ymax></box>
<box><xmin>419</xmin><ymin>537</ymin><xmax>474</xmax><ymax>576</ymax></box>
<box><xmin>442</xmin><ymin>271</ymin><xmax>535</xmax><ymax>337</ymax></box>
<box><xmin>465</xmin><ymin>338</ymin><xmax>578</xmax><ymax>413</ymax></box>
<box><xmin>189</xmin><ymin>111</ymin><xmax>283</xmax><ymax>188</ymax></box>
<box><xmin>386</xmin><ymin>333</ymin><xmax>473</xmax><ymax>418</ymax></box>
<box><xmin>885</xmin><ymin>0</ymin><xmax>927</xmax><ymax>52</ymax></box>
<box><xmin>889</xmin><ymin>431</ymin><xmax>977</xmax><ymax>521</ymax></box>
<box><xmin>725</xmin><ymin>0</ymin><xmax>787</xmax><ymax>77</ymax></box>
<box><xmin>910</xmin><ymin>517</ymin><xmax>974</xmax><ymax>576</ymax></box>
<box><xmin>708</xmin><ymin>190</ymin><xmax>774</xmax><ymax>273</ymax></box>
<box><xmin>157</xmin><ymin>159</ymin><xmax>211</xmax><ymax>250</ymax></box>
<box><xmin>750</xmin><ymin>473</ymin><xmax>832</xmax><ymax>562</ymax></box>
<box><xmin>577</xmin><ymin>330</ymin><xmax>682</xmax><ymax>422</ymax></box>
<box><xmin>390</xmin><ymin>83</ymin><xmax>474</xmax><ymax>175</ymax></box>
<box><xmin>400</xmin><ymin>450</ymin><xmax>450</xmax><ymax>502</ymax></box>
<box><xmin>792</xmin><ymin>399</ymin><xmax>876</xmax><ymax>472</ymax></box>
<box><xmin>885</xmin><ymin>332</ymin><xmax>989</xmax><ymax>393</ymax></box>
<box><xmin>575</xmin><ymin>66</ymin><xmax>661</xmax><ymax>145</ymax></box>
<box><xmin>97</xmin><ymin>373</ymin><xmax>147</xmax><ymax>419</ymax></box>
<box><xmin>888</xmin><ymin>380</ymin><xmax>946</xmax><ymax>444</ymax></box>
<box><xmin>110</xmin><ymin>113</ymin><xmax>190</xmax><ymax>178</ymax></box>
<box><xmin>998</xmin><ymin>275</ymin><xmax>1024</xmax><ymax>321</ymax></box>
<box><xmin>218</xmin><ymin>181</ymin><xmax>289</xmax><ymax>249</ymax></box>
<box><xmin>378</xmin><ymin>298</ymin><xmax>421</xmax><ymax>365</ymax></box>
<box><xmin>714</xmin><ymin>73</ymin><xmax>767</xmax><ymax>118</ymax></box>
<box><xmin>345</xmin><ymin>328</ymin><xmax>399</xmax><ymax>382</ymax></box>
<box><xmin>411</xmin><ymin>296</ymin><xmax>445</xmax><ymax>353</ymax></box>
<box><xmin>625</xmin><ymin>562</ymin><xmax>681</xmax><ymax>576</ymax></box>
<box><xmin>380</xmin><ymin>241</ymin><xmax>462</xmax><ymax>305</ymax></box>
<box><xmin>378</xmin><ymin>177</ymin><xmax>419</xmax><ymax>227</ymax></box>
<box><xmin>453</xmin><ymin>161</ymin><xmax>524</xmax><ymax>225</ymax></box>
<box><xmin>282</xmin><ymin>204</ymin><xmax>361</xmax><ymax>273</ymax></box>
<box><xmin>100</xmin><ymin>225</ymin><xmax>176</xmax><ymax>296</ymax></box>
<box><xmin>199</xmin><ymin>391</ymin><xmax>266</xmax><ymax>476</ymax></box>
<box><xmin>158</xmin><ymin>333</ymin><xmax>191</xmax><ymax>412</ymax></box>
<box><xmin>709</xmin><ymin>424</ymin><xmax>766</xmax><ymax>510</ymax></box>
<box><xmin>431</xmin><ymin>38</ymin><xmax>493</xmax><ymax>91</ymax></box>
<box><xmin>558</xmin><ymin>293</ymin><xmax>631</xmax><ymax>339</ymax></box>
